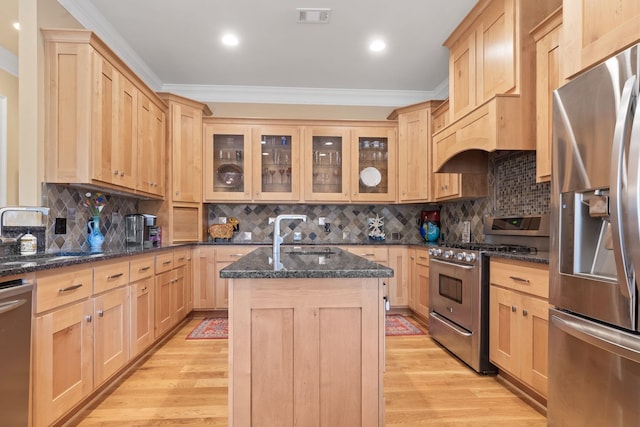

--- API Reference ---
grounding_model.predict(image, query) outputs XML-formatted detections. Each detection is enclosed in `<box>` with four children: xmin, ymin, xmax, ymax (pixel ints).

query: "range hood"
<box><xmin>432</xmin><ymin>95</ymin><xmax>535</xmax><ymax>174</ymax></box>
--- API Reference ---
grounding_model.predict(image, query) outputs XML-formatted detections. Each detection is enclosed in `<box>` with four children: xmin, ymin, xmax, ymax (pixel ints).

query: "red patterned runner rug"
<box><xmin>186</xmin><ymin>314</ymin><xmax>425</xmax><ymax>340</ymax></box>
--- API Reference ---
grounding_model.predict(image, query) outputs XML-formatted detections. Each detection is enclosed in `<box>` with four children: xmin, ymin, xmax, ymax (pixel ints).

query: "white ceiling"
<box><xmin>56</xmin><ymin>0</ymin><xmax>476</xmax><ymax>108</ymax></box>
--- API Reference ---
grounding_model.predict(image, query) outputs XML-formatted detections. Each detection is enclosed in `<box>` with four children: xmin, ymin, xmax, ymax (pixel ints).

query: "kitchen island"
<box><xmin>220</xmin><ymin>246</ymin><xmax>392</xmax><ymax>427</ymax></box>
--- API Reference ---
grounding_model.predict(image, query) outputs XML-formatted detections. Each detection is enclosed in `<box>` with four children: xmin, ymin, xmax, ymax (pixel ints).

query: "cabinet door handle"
<box><xmin>113</xmin><ymin>169</ymin><xmax>119</xmax><ymax>175</ymax></box>
<box><xmin>163</xmin><ymin>260</ymin><xmax>172</xmax><ymax>265</ymax></box>
<box><xmin>231</xmin><ymin>254</ymin><xmax>244</xmax><ymax>257</ymax></box>
<box><xmin>97</xmin><ymin>310</ymin><xmax>104</xmax><ymax>317</ymax></box>
<box><xmin>509</xmin><ymin>276</ymin><xmax>530</xmax><ymax>284</ymax></box>
<box><xmin>59</xmin><ymin>283</ymin><xmax>83</xmax><ymax>293</ymax></box>
<box><xmin>108</xmin><ymin>273</ymin><xmax>124</xmax><ymax>280</ymax></box>
<box><xmin>86</xmin><ymin>315</ymin><xmax>92</xmax><ymax>323</ymax></box>
<box><xmin>522</xmin><ymin>309</ymin><xmax>528</xmax><ymax>316</ymax></box>
<box><xmin>139</xmin><ymin>266</ymin><xmax>151</xmax><ymax>272</ymax></box>
<box><xmin>141</xmin><ymin>286</ymin><xmax>148</xmax><ymax>292</ymax></box>
<box><xmin>511</xmin><ymin>306</ymin><xmax>517</xmax><ymax>312</ymax></box>
<box><xmin>419</xmin><ymin>256</ymin><xmax>428</xmax><ymax>261</ymax></box>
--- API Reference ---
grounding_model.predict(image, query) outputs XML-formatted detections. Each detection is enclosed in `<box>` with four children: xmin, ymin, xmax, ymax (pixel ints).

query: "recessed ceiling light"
<box><xmin>369</xmin><ymin>39</ymin><xmax>386</xmax><ymax>52</ymax></box>
<box><xmin>221</xmin><ymin>33</ymin><xmax>239</xmax><ymax>47</ymax></box>
<box><xmin>12</xmin><ymin>22</ymin><xmax>20</xmax><ymax>31</ymax></box>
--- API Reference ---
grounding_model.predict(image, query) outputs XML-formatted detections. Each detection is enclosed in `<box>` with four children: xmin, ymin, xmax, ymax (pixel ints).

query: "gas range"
<box><xmin>427</xmin><ymin>242</ymin><xmax>538</xmax><ymax>265</ymax></box>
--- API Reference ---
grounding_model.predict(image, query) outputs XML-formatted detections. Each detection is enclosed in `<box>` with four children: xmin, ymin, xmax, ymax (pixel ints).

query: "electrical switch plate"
<box><xmin>67</xmin><ymin>208</ymin><xmax>76</xmax><ymax>221</ymax></box>
<box><xmin>318</xmin><ymin>217</ymin><xmax>326</xmax><ymax>225</ymax></box>
<box><xmin>111</xmin><ymin>212</ymin><xmax>121</xmax><ymax>225</ymax></box>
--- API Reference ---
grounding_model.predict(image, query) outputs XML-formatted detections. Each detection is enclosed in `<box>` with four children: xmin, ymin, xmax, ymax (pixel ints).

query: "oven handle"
<box><xmin>430</xmin><ymin>258</ymin><xmax>474</xmax><ymax>270</ymax></box>
<box><xmin>430</xmin><ymin>311</ymin><xmax>472</xmax><ymax>337</ymax></box>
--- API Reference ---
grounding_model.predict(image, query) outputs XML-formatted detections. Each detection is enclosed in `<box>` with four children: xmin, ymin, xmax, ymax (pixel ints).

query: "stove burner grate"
<box><xmin>440</xmin><ymin>242</ymin><xmax>538</xmax><ymax>254</ymax></box>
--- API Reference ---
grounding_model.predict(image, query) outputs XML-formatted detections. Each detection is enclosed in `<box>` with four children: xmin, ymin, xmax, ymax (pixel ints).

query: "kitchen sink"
<box><xmin>284</xmin><ymin>247</ymin><xmax>336</xmax><ymax>255</ymax></box>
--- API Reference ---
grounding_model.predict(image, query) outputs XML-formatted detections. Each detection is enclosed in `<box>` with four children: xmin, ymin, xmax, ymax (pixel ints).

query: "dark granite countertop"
<box><xmin>0</xmin><ymin>245</ymin><xmax>179</xmax><ymax>277</ymax></box>
<box><xmin>486</xmin><ymin>250</ymin><xmax>550</xmax><ymax>265</ymax></box>
<box><xmin>219</xmin><ymin>246</ymin><xmax>394</xmax><ymax>279</ymax></box>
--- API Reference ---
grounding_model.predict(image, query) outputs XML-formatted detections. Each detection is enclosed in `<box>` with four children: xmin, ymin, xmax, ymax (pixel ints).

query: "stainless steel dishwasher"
<box><xmin>0</xmin><ymin>278</ymin><xmax>33</xmax><ymax>427</ymax></box>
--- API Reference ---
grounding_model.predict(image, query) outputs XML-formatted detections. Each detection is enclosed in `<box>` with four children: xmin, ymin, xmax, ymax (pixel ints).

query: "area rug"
<box><xmin>187</xmin><ymin>314</ymin><xmax>425</xmax><ymax>339</ymax></box>
<box><xmin>186</xmin><ymin>318</ymin><xmax>229</xmax><ymax>340</ymax></box>
<box><xmin>385</xmin><ymin>314</ymin><xmax>425</xmax><ymax>336</ymax></box>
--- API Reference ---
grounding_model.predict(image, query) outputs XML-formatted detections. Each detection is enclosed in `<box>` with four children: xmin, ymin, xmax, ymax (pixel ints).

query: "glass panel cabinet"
<box><xmin>253</xmin><ymin>126</ymin><xmax>301</xmax><ymax>201</ymax></box>
<box><xmin>203</xmin><ymin>124</ymin><xmax>252</xmax><ymax>201</ymax></box>
<box><xmin>304</xmin><ymin>127</ymin><xmax>351</xmax><ymax>202</ymax></box>
<box><xmin>350</xmin><ymin>126</ymin><xmax>397</xmax><ymax>202</ymax></box>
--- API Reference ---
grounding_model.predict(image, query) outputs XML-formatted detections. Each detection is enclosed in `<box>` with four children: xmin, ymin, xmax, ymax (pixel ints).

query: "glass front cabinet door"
<box><xmin>253</xmin><ymin>126</ymin><xmax>301</xmax><ymax>201</ymax></box>
<box><xmin>304</xmin><ymin>126</ymin><xmax>351</xmax><ymax>202</ymax></box>
<box><xmin>351</xmin><ymin>126</ymin><xmax>397</xmax><ymax>202</ymax></box>
<box><xmin>203</xmin><ymin>123</ymin><xmax>252</xmax><ymax>201</ymax></box>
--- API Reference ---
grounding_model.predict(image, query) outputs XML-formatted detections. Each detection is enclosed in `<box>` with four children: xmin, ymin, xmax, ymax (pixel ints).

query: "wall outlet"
<box><xmin>54</xmin><ymin>218</ymin><xmax>67</xmax><ymax>234</ymax></box>
<box><xmin>318</xmin><ymin>217</ymin><xmax>326</xmax><ymax>225</ymax></box>
<box><xmin>67</xmin><ymin>208</ymin><xmax>76</xmax><ymax>221</ymax></box>
<box><xmin>111</xmin><ymin>212</ymin><xmax>121</xmax><ymax>225</ymax></box>
<box><xmin>324</xmin><ymin>223</ymin><xmax>331</xmax><ymax>233</ymax></box>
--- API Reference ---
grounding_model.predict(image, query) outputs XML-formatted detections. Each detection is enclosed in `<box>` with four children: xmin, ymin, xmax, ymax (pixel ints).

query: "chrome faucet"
<box><xmin>0</xmin><ymin>206</ymin><xmax>50</xmax><ymax>242</ymax></box>
<box><xmin>272</xmin><ymin>214</ymin><xmax>307</xmax><ymax>264</ymax></box>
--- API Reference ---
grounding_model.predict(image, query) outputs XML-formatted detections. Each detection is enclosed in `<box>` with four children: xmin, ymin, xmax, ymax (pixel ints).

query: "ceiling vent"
<box><xmin>297</xmin><ymin>8</ymin><xmax>331</xmax><ymax>24</ymax></box>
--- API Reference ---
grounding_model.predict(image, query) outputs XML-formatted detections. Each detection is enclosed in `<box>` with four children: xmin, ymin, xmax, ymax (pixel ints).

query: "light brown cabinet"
<box><xmin>562</xmin><ymin>0</ymin><xmax>640</xmax><ymax>80</ymax></box>
<box><xmin>387</xmin><ymin>247</ymin><xmax>410</xmax><ymax>308</ymax></box>
<box><xmin>434</xmin><ymin>0</ymin><xmax>559</xmax><ymax>173</ymax></box>
<box><xmin>489</xmin><ymin>258</ymin><xmax>549</xmax><ymax>398</ymax></box>
<box><xmin>410</xmin><ymin>248</ymin><xmax>430</xmax><ymax>321</ymax></box>
<box><xmin>93</xmin><ymin>286</ymin><xmax>130</xmax><ymax>386</ymax></box>
<box><xmin>253</xmin><ymin>125</ymin><xmax>302</xmax><ymax>202</ymax></box>
<box><xmin>229</xmin><ymin>276</ymin><xmax>384</xmax><ymax>426</ymax></box>
<box><xmin>203</xmin><ymin>122</ymin><xmax>253</xmax><ymax>202</ymax></box>
<box><xmin>129</xmin><ymin>255</ymin><xmax>155</xmax><ymax>357</ymax></box>
<box><xmin>137</xmin><ymin>93</ymin><xmax>165</xmax><ymax>197</ymax></box>
<box><xmin>389</xmin><ymin>101</ymin><xmax>441</xmax><ymax>202</ymax></box>
<box><xmin>532</xmin><ymin>8</ymin><xmax>562</xmax><ymax>183</ymax></box>
<box><xmin>303</xmin><ymin>126</ymin><xmax>351</xmax><ymax>202</ymax></box>
<box><xmin>140</xmin><ymin>93</ymin><xmax>210</xmax><ymax>244</ymax></box>
<box><xmin>351</xmin><ymin>126</ymin><xmax>397</xmax><ymax>202</ymax></box>
<box><xmin>213</xmin><ymin>246</ymin><xmax>258</xmax><ymax>309</ymax></box>
<box><xmin>43</xmin><ymin>29</ymin><xmax>167</xmax><ymax>199</ymax></box>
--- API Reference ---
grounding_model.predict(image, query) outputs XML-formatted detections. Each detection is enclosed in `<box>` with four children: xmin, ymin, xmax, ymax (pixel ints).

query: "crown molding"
<box><xmin>0</xmin><ymin>46</ymin><xmax>18</xmax><ymax>77</ymax></box>
<box><xmin>57</xmin><ymin>0</ymin><xmax>448</xmax><ymax>106</ymax></box>
<box><xmin>57</xmin><ymin>0</ymin><xmax>163</xmax><ymax>90</ymax></box>
<box><xmin>160</xmin><ymin>83</ymin><xmax>440</xmax><ymax>107</ymax></box>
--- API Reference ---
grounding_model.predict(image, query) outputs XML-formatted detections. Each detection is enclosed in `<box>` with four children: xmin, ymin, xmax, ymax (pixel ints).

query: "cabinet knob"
<box><xmin>522</xmin><ymin>309</ymin><xmax>528</xmax><ymax>316</ymax></box>
<box><xmin>113</xmin><ymin>170</ymin><xmax>119</xmax><ymax>175</ymax></box>
<box><xmin>176</xmin><ymin>191</ymin><xmax>180</xmax><ymax>196</ymax></box>
<box><xmin>86</xmin><ymin>315</ymin><xmax>92</xmax><ymax>323</ymax></box>
<box><xmin>511</xmin><ymin>306</ymin><xmax>517</xmax><ymax>312</ymax></box>
<box><xmin>97</xmin><ymin>310</ymin><xmax>104</xmax><ymax>317</ymax></box>
<box><xmin>120</xmin><ymin>171</ymin><xmax>125</xmax><ymax>177</ymax></box>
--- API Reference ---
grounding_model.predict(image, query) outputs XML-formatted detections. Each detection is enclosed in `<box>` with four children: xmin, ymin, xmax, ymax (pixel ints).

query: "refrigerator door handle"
<box><xmin>609</xmin><ymin>76</ymin><xmax>637</xmax><ymax>299</ymax></box>
<box><xmin>551</xmin><ymin>310</ymin><xmax>640</xmax><ymax>363</ymax></box>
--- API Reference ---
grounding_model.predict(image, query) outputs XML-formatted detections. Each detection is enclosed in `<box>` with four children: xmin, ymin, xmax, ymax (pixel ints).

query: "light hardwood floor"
<box><xmin>66</xmin><ymin>315</ymin><xmax>546</xmax><ymax>426</ymax></box>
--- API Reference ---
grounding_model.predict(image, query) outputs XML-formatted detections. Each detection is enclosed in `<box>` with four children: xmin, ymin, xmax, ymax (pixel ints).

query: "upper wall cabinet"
<box><xmin>389</xmin><ymin>101</ymin><xmax>442</xmax><ymax>203</ymax></box>
<box><xmin>434</xmin><ymin>0</ymin><xmax>561</xmax><ymax>173</ymax></box>
<box><xmin>531</xmin><ymin>8</ymin><xmax>562</xmax><ymax>183</ymax></box>
<box><xmin>43</xmin><ymin>29</ymin><xmax>167</xmax><ymax>199</ymax></box>
<box><xmin>561</xmin><ymin>0</ymin><xmax>640</xmax><ymax>80</ymax></box>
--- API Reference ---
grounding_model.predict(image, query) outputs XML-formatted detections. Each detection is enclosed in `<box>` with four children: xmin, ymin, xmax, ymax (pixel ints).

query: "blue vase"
<box><xmin>88</xmin><ymin>215</ymin><xmax>105</xmax><ymax>252</ymax></box>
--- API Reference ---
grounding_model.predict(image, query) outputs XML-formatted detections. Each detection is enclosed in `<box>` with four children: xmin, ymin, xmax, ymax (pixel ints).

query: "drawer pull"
<box><xmin>419</xmin><ymin>256</ymin><xmax>428</xmax><ymax>260</ymax></box>
<box><xmin>162</xmin><ymin>260</ymin><xmax>172</xmax><ymax>265</ymax></box>
<box><xmin>59</xmin><ymin>283</ymin><xmax>83</xmax><ymax>293</ymax></box>
<box><xmin>177</xmin><ymin>257</ymin><xmax>186</xmax><ymax>261</ymax></box>
<box><xmin>509</xmin><ymin>276</ymin><xmax>530</xmax><ymax>284</ymax></box>
<box><xmin>361</xmin><ymin>253</ymin><xmax>375</xmax><ymax>257</ymax></box>
<box><xmin>231</xmin><ymin>254</ymin><xmax>244</xmax><ymax>257</ymax></box>
<box><xmin>139</xmin><ymin>266</ymin><xmax>151</xmax><ymax>272</ymax></box>
<box><xmin>108</xmin><ymin>273</ymin><xmax>124</xmax><ymax>280</ymax></box>
<box><xmin>141</xmin><ymin>286</ymin><xmax>148</xmax><ymax>292</ymax></box>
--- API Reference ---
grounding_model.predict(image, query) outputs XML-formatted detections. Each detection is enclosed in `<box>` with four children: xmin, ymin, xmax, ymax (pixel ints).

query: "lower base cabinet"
<box><xmin>33</xmin><ymin>299</ymin><xmax>94</xmax><ymax>427</ymax></box>
<box><xmin>489</xmin><ymin>258</ymin><xmax>549</xmax><ymax>398</ymax></box>
<box><xmin>93</xmin><ymin>286</ymin><xmax>130</xmax><ymax>386</ymax></box>
<box><xmin>130</xmin><ymin>276</ymin><xmax>154</xmax><ymax>357</ymax></box>
<box><xmin>409</xmin><ymin>248</ymin><xmax>430</xmax><ymax>320</ymax></box>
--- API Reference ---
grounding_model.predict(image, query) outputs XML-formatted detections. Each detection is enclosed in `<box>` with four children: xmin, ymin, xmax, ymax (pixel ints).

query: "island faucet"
<box><xmin>0</xmin><ymin>206</ymin><xmax>50</xmax><ymax>241</ymax></box>
<box><xmin>272</xmin><ymin>214</ymin><xmax>307</xmax><ymax>261</ymax></box>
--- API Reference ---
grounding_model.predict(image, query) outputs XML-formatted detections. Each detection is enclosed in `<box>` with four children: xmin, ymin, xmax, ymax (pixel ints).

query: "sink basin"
<box><xmin>284</xmin><ymin>247</ymin><xmax>336</xmax><ymax>255</ymax></box>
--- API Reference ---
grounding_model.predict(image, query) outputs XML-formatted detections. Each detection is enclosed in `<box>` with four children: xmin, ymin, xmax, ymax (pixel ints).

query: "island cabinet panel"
<box><xmin>229</xmin><ymin>278</ymin><xmax>383</xmax><ymax>427</ymax></box>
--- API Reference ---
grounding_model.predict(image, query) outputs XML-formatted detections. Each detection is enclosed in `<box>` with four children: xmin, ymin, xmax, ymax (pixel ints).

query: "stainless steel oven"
<box><xmin>427</xmin><ymin>214</ymin><xmax>549</xmax><ymax>375</ymax></box>
<box><xmin>428</xmin><ymin>246</ymin><xmax>494</xmax><ymax>373</ymax></box>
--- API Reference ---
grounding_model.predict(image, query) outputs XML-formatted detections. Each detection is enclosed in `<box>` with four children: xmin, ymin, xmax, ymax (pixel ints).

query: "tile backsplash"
<box><xmin>40</xmin><ymin>151</ymin><xmax>550</xmax><ymax>249</ymax></box>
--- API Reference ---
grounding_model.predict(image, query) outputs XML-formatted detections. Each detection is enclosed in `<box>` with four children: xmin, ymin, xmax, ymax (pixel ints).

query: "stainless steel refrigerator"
<box><xmin>549</xmin><ymin>43</ymin><xmax>640</xmax><ymax>426</ymax></box>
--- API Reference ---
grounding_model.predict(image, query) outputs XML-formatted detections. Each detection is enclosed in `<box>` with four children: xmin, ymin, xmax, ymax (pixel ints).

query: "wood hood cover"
<box><xmin>432</xmin><ymin>95</ymin><xmax>535</xmax><ymax>174</ymax></box>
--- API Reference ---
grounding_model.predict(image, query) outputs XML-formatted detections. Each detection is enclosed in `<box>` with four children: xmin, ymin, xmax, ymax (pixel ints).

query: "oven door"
<box><xmin>429</xmin><ymin>258</ymin><xmax>477</xmax><ymax>331</ymax></box>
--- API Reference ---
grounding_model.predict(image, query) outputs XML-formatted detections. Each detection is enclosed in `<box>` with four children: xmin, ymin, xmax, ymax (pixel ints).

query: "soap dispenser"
<box><xmin>20</xmin><ymin>230</ymin><xmax>37</xmax><ymax>256</ymax></box>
